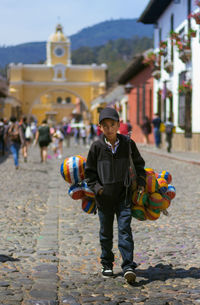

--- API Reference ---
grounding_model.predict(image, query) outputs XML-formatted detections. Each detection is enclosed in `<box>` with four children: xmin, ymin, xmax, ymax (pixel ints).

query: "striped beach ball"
<box><xmin>82</xmin><ymin>182</ymin><xmax>95</xmax><ymax>199</ymax></box>
<box><xmin>68</xmin><ymin>184</ymin><xmax>85</xmax><ymax>200</ymax></box>
<box><xmin>160</xmin><ymin>197</ymin><xmax>171</xmax><ymax>210</ymax></box>
<box><xmin>145</xmin><ymin>175</ymin><xmax>158</xmax><ymax>193</ymax></box>
<box><xmin>137</xmin><ymin>192</ymin><xmax>149</xmax><ymax>207</ymax></box>
<box><xmin>131</xmin><ymin>205</ymin><xmax>147</xmax><ymax>221</ymax></box>
<box><xmin>82</xmin><ymin>198</ymin><xmax>96</xmax><ymax>214</ymax></box>
<box><xmin>145</xmin><ymin>168</ymin><xmax>155</xmax><ymax>176</ymax></box>
<box><xmin>60</xmin><ymin>155</ymin><xmax>86</xmax><ymax>184</ymax></box>
<box><xmin>157</xmin><ymin>178</ymin><xmax>168</xmax><ymax>195</ymax></box>
<box><xmin>165</xmin><ymin>185</ymin><xmax>176</xmax><ymax>200</ymax></box>
<box><xmin>146</xmin><ymin>207</ymin><xmax>160</xmax><ymax>221</ymax></box>
<box><xmin>148</xmin><ymin>192</ymin><xmax>163</xmax><ymax>209</ymax></box>
<box><xmin>157</xmin><ymin>171</ymin><xmax>172</xmax><ymax>184</ymax></box>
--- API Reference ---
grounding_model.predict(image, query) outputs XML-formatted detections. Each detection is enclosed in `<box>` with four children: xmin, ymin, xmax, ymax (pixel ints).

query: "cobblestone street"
<box><xmin>0</xmin><ymin>143</ymin><xmax>200</xmax><ymax>305</ymax></box>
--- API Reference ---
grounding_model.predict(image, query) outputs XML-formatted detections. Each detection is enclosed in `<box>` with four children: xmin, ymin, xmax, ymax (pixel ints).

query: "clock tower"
<box><xmin>47</xmin><ymin>24</ymin><xmax>71</xmax><ymax>66</ymax></box>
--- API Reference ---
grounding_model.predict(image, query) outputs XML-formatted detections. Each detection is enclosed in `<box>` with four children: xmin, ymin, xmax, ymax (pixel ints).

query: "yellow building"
<box><xmin>8</xmin><ymin>24</ymin><xmax>107</xmax><ymax>123</ymax></box>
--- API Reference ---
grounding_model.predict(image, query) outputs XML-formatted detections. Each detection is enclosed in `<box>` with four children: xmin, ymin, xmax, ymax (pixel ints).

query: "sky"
<box><xmin>0</xmin><ymin>0</ymin><xmax>150</xmax><ymax>46</ymax></box>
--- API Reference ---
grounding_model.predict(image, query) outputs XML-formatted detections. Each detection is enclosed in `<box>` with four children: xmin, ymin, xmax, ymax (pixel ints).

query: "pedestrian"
<box><xmin>80</xmin><ymin>126</ymin><xmax>87</xmax><ymax>145</ymax></box>
<box><xmin>88</xmin><ymin>122</ymin><xmax>96</xmax><ymax>145</ymax></box>
<box><xmin>34</xmin><ymin>119</ymin><xmax>51</xmax><ymax>163</ymax></box>
<box><xmin>152</xmin><ymin>113</ymin><xmax>162</xmax><ymax>148</ymax></box>
<box><xmin>119</xmin><ymin>119</ymin><xmax>129</xmax><ymax>136</ymax></box>
<box><xmin>0</xmin><ymin>118</ymin><xmax>5</xmax><ymax>156</ymax></box>
<box><xmin>141</xmin><ymin>116</ymin><xmax>152</xmax><ymax>144</ymax></box>
<box><xmin>127</xmin><ymin>120</ymin><xmax>132</xmax><ymax>138</ymax></box>
<box><xmin>74</xmin><ymin>127</ymin><xmax>80</xmax><ymax>146</ymax></box>
<box><xmin>52</xmin><ymin>126</ymin><xmax>64</xmax><ymax>159</ymax></box>
<box><xmin>85</xmin><ymin>107</ymin><xmax>146</xmax><ymax>284</ymax></box>
<box><xmin>6</xmin><ymin>116</ymin><xmax>24</xmax><ymax>169</ymax></box>
<box><xmin>165</xmin><ymin>117</ymin><xmax>174</xmax><ymax>153</ymax></box>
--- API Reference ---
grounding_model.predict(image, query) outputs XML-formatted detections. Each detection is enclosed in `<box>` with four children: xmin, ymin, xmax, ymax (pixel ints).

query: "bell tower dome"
<box><xmin>47</xmin><ymin>24</ymin><xmax>71</xmax><ymax>66</ymax></box>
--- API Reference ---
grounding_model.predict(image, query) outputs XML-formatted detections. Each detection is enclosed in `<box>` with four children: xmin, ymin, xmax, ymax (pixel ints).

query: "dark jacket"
<box><xmin>85</xmin><ymin>134</ymin><xmax>146</xmax><ymax>212</ymax></box>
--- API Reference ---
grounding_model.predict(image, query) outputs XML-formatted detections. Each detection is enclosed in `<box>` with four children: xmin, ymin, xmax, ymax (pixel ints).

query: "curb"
<box><xmin>139</xmin><ymin>148</ymin><xmax>200</xmax><ymax>166</ymax></box>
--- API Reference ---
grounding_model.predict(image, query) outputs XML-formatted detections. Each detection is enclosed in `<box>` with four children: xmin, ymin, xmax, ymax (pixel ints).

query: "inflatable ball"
<box><xmin>145</xmin><ymin>175</ymin><xmax>159</xmax><ymax>193</ymax></box>
<box><xmin>132</xmin><ymin>205</ymin><xmax>147</xmax><ymax>221</ymax></box>
<box><xmin>157</xmin><ymin>178</ymin><xmax>168</xmax><ymax>195</ymax></box>
<box><xmin>165</xmin><ymin>184</ymin><xmax>176</xmax><ymax>200</ymax></box>
<box><xmin>148</xmin><ymin>192</ymin><xmax>163</xmax><ymax>209</ymax></box>
<box><xmin>157</xmin><ymin>171</ymin><xmax>172</xmax><ymax>184</ymax></box>
<box><xmin>68</xmin><ymin>184</ymin><xmax>85</xmax><ymax>200</ymax></box>
<box><xmin>146</xmin><ymin>207</ymin><xmax>160</xmax><ymax>221</ymax></box>
<box><xmin>60</xmin><ymin>155</ymin><xmax>86</xmax><ymax>184</ymax></box>
<box><xmin>82</xmin><ymin>198</ymin><xmax>96</xmax><ymax>214</ymax></box>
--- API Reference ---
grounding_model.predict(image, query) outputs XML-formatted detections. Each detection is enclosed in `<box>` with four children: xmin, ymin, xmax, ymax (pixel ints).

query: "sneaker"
<box><xmin>101</xmin><ymin>265</ymin><xmax>113</xmax><ymax>277</ymax></box>
<box><xmin>124</xmin><ymin>269</ymin><xmax>136</xmax><ymax>284</ymax></box>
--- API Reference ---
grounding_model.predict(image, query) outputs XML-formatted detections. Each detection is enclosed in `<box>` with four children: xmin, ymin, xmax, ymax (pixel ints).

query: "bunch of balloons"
<box><xmin>60</xmin><ymin>155</ymin><xmax>96</xmax><ymax>214</ymax></box>
<box><xmin>132</xmin><ymin>168</ymin><xmax>176</xmax><ymax>221</ymax></box>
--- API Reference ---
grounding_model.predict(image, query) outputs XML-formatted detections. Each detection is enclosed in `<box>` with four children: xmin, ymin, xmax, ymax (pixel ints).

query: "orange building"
<box><xmin>118</xmin><ymin>52</ymin><xmax>154</xmax><ymax>144</ymax></box>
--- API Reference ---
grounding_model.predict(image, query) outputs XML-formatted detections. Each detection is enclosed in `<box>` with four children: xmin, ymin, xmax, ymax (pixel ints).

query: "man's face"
<box><xmin>99</xmin><ymin>118</ymin><xmax>119</xmax><ymax>143</ymax></box>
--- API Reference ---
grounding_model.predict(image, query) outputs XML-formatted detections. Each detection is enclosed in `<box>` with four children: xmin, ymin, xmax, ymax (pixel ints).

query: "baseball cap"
<box><xmin>99</xmin><ymin>107</ymin><xmax>119</xmax><ymax>124</ymax></box>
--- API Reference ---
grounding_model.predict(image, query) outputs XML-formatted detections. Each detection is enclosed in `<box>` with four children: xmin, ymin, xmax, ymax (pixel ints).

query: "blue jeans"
<box><xmin>98</xmin><ymin>201</ymin><xmax>134</xmax><ymax>273</ymax></box>
<box><xmin>10</xmin><ymin>142</ymin><xmax>20</xmax><ymax>166</ymax></box>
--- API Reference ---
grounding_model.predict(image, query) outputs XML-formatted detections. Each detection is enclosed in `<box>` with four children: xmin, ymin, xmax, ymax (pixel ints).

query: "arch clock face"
<box><xmin>54</xmin><ymin>46</ymin><xmax>65</xmax><ymax>57</ymax></box>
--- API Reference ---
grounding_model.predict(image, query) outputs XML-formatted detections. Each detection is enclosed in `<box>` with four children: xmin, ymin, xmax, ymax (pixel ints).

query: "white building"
<box><xmin>139</xmin><ymin>0</ymin><xmax>200</xmax><ymax>152</ymax></box>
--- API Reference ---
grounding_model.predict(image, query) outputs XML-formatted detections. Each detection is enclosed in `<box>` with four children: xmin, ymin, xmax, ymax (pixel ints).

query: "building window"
<box><xmin>57</xmin><ymin>97</ymin><xmax>62</xmax><ymax>104</ymax></box>
<box><xmin>65</xmin><ymin>97</ymin><xmax>71</xmax><ymax>104</ymax></box>
<box><xmin>178</xmin><ymin>71</ymin><xmax>192</xmax><ymax>137</ymax></box>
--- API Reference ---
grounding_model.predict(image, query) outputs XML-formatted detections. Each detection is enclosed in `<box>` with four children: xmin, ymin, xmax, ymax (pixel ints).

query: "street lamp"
<box><xmin>124</xmin><ymin>83</ymin><xmax>134</xmax><ymax>94</ymax></box>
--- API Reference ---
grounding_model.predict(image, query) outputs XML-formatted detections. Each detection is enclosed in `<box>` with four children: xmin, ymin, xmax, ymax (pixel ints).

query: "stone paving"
<box><xmin>0</xmin><ymin>142</ymin><xmax>200</xmax><ymax>305</ymax></box>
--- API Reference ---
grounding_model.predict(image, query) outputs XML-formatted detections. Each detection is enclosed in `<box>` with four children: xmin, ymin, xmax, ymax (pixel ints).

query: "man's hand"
<box><xmin>98</xmin><ymin>189</ymin><xmax>103</xmax><ymax>195</ymax></box>
<box><xmin>138</xmin><ymin>186</ymin><xmax>145</xmax><ymax>194</ymax></box>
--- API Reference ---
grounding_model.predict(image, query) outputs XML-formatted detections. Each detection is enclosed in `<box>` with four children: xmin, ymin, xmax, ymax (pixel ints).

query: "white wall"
<box><xmin>153</xmin><ymin>0</ymin><xmax>200</xmax><ymax>133</ymax></box>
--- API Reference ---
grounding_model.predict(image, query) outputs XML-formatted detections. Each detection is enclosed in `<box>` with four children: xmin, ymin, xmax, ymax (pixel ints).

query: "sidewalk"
<box><xmin>137</xmin><ymin>143</ymin><xmax>200</xmax><ymax>166</ymax></box>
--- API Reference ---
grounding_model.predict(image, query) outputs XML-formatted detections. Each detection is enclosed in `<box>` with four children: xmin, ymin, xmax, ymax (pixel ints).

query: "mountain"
<box><xmin>71</xmin><ymin>19</ymin><xmax>153</xmax><ymax>49</ymax></box>
<box><xmin>0</xmin><ymin>19</ymin><xmax>153</xmax><ymax>68</ymax></box>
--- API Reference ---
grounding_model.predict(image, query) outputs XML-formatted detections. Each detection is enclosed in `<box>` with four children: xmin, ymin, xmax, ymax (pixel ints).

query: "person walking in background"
<box><xmin>20</xmin><ymin>117</ymin><xmax>28</xmax><ymax>162</ymax></box>
<box><xmin>141</xmin><ymin>116</ymin><xmax>152</xmax><ymax>144</ymax></box>
<box><xmin>6</xmin><ymin>116</ymin><xmax>24</xmax><ymax>169</ymax></box>
<box><xmin>119</xmin><ymin>119</ymin><xmax>128</xmax><ymax>136</ymax></box>
<box><xmin>80</xmin><ymin>126</ymin><xmax>87</xmax><ymax>145</ymax></box>
<box><xmin>0</xmin><ymin>118</ymin><xmax>5</xmax><ymax>156</ymax></box>
<box><xmin>127</xmin><ymin>120</ymin><xmax>132</xmax><ymax>138</ymax></box>
<box><xmin>152</xmin><ymin>113</ymin><xmax>162</xmax><ymax>148</ymax></box>
<box><xmin>35</xmin><ymin>119</ymin><xmax>51</xmax><ymax>163</ymax></box>
<box><xmin>165</xmin><ymin>117</ymin><xmax>174</xmax><ymax>153</ymax></box>
<box><xmin>88</xmin><ymin>122</ymin><xmax>96</xmax><ymax>145</ymax></box>
<box><xmin>74</xmin><ymin>127</ymin><xmax>80</xmax><ymax>146</ymax></box>
<box><xmin>85</xmin><ymin>107</ymin><xmax>146</xmax><ymax>284</ymax></box>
